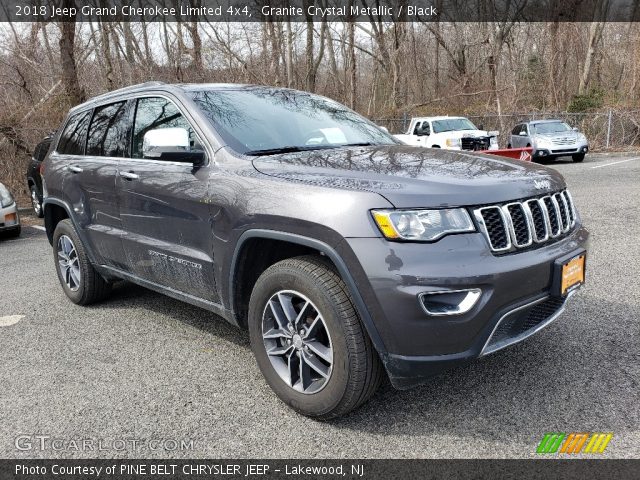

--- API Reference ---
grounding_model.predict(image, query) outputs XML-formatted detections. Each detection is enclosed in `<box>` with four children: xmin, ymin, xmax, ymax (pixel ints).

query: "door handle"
<box><xmin>119</xmin><ymin>171</ymin><xmax>139</xmax><ymax>180</ymax></box>
<box><xmin>68</xmin><ymin>165</ymin><xmax>83</xmax><ymax>173</ymax></box>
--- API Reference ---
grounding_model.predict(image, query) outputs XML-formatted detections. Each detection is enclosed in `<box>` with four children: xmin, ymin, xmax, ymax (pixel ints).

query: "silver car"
<box><xmin>0</xmin><ymin>182</ymin><xmax>21</xmax><ymax>238</ymax></box>
<box><xmin>508</xmin><ymin>120</ymin><xmax>589</xmax><ymax>163</ymax></box>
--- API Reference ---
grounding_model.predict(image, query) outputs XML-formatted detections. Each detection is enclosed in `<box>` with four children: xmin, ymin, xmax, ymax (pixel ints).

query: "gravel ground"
<box><xmin>0</xmin><ymin>153</ymin><xmax>638</xmax><ymax>459</ymax></box>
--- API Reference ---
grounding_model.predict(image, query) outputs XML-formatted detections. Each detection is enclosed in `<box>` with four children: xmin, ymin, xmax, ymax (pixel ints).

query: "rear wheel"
<box><xmin>30</xmin><ymin>185</ymin><xmax>44</xmax><ymax>218</ymax></box>
<box><xmin>572</xmin><ymin>153</ymin><xmax>585</xmax><ymax>163</ymax></box>
<box><xmin>248</xmin><ymin>256</ymin><xmax>383</xmax><ymax>419</ymax></box>
<box><xmin>52</xmin><ymin>219</ymin><xmax>111</xmax><ymax>305</ymax></box>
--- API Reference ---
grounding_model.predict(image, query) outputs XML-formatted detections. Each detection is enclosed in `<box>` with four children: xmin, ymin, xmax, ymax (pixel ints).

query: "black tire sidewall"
<box><xmin>248</xmin><ymin>264</ymin><xmax>352</xmax><ymax>417</ymax></box>
<box><xmin>52</xmin><ymin>220</ymin><xmax>89</xmax><ymax>304</ymax></box>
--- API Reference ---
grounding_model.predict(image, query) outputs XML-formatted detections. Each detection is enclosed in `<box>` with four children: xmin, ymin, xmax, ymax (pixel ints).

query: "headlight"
<box><xmin>0</xmin><ymin>184</ymin><xmax>14</xmax><ymax>208</ymax></box>
<box><xmin>371</xmin><ymin>208</ymin><xmax>475</xmax><ymax>241</ymax></box>
<box><xmin>577</xmin><ymin>133</ymin><xmax>587</xmax><ymax>142</ymax></box>
<box><xmin>446</xmin><ymin>138</ymin><xmax>461</xmax><ymax>147</ymax></box>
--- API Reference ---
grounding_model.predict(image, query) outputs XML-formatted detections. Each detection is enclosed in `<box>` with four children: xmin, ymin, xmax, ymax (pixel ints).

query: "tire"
<box><xmin>572</xmin><ymin>153</ymin><xmax>585</xmax><ymax>163</ymax></box>
<box><xmin>52</xmin><ymin>219</ymin><xmax>111</xmax><ymax>305</ymax></box>
<box><xmin>30</xmin><ymin>185</ymin><xmax>44</xmax><ymax>218</ymax></box>
<box><xmin>507</xmin><ymin>143</ymin><xmax>512</xmax><ymax>149</ymax></box>
<box><xmin>248</xmin><ymin>255</ymin><xmax>383</xmax><ymax>420</ymax></box>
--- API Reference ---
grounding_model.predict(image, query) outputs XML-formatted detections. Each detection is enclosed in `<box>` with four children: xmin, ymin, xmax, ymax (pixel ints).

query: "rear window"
<box><xmin>86</xmin><ymin>101</ymin><xmax>130</xmax><ymax>157</ymax></box>
<box><xmin>57</xmin><ymin>111</ymin><xmax>91</xmax><ymax>155</ymax></box>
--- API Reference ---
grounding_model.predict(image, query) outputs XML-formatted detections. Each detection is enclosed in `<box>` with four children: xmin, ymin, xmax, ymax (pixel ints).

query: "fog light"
<box><xmin>419</xmin><ymin>289</ymin><xmax>482</xmax><ymax>316</ymax></box>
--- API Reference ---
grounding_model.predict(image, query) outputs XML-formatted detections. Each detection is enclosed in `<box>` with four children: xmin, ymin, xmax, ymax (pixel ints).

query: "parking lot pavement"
<box><xmin>0</xmin><ymin>154</ymin><xmax>638</xmax><ymax>459</ymax></box>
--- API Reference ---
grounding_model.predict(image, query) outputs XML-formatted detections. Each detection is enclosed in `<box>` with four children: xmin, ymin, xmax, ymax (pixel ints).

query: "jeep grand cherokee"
<box><xmin>42</xmin><ymin>82</ymin><xmax>589</xmax><ymax>419</ymax></box>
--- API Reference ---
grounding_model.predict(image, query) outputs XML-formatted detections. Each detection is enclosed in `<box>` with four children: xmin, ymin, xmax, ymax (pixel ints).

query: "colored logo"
<box><xmin>536</xmin><ymin>432</ymin><xmax>613</xmax><ymax>454</ymax></box>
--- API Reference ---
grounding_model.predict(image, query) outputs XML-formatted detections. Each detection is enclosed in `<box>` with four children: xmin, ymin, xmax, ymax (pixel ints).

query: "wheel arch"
<box><xmin>228</xmin><ymin>229</ymin><xmax>388</xmax><ymax>358</ymax></box>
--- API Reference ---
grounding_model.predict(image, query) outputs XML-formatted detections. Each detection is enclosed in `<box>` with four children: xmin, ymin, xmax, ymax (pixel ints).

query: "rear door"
<box><xmin>116</xmin><ymin>95</ymin><xmax>217</xmax><ymax>302</ymax></box>
<box><xmin>54</xmin><ymin>106</ymin><xmax>127</xmax><ymax>268</ymax></box>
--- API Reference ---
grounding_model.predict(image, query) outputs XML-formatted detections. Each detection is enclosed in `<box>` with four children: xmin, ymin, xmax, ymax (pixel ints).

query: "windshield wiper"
<box><xmin>245</xmin><ymin>142</ymin><xmax>379</xmax><ymax>156</ymax></box>
<box><xmin>340</xmin><ymin>142</ymin><xmax>376</xmax><ymax>147</ymax></box>
<box><xmin>244</xmin><ymin>145</ymin><xmax>337</xmax><ymax>156</ymax></box>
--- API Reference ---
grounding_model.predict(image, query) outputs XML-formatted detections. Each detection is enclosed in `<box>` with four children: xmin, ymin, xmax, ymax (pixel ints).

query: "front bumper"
<box><xmin>0</xmin><ymin>202</ymin><xmax>20</xmax><ymax>231</ymax></box>
<box><xmin>344</xmin><ymin>226</ymin><xmax>589</xmax><ymax>389</ymax></box>
<box><xmin>534</xmin><ymin>143</ymin><xmax>589</xmax><ymax>158</ymax></box>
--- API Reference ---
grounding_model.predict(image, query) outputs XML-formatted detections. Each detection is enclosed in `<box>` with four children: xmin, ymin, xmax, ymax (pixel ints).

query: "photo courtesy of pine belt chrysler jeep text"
<box><xmin>41</xmin><ymin>82</ymin><xmax>589</xmax><ymax>419</ymax></box>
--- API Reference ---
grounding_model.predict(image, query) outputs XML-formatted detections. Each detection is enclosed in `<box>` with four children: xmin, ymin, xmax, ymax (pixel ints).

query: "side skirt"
<box><xmin>95</xmin><ymin>265</ymin><xmax>239</xmax><ymax>327</ymax></box>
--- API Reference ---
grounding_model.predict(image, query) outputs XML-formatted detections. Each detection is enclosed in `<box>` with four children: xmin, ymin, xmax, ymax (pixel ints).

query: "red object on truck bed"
<box><xmin>480</xmin><ymin>147</ymin><xmax>533</xmax><ymax>162</ymax></box>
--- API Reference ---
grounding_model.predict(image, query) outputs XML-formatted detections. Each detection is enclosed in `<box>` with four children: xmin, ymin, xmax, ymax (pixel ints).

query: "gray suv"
<box><xmin>508</xmin><ymin>120</ymin><xmax>589</xmax><ymax>163</ymax></box>
<box><xmin>42</xmin><ymin>82</ymin><xmax>589</xmax><ymax>419</ymax></box>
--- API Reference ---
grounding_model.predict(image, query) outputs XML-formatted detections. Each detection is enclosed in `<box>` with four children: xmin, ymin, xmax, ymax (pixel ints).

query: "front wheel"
<box><xmin>572</xmin><ymin>153</ymin><xmax>585</xmax><ymax>163</ymax></box>
<box><xmin>52</xmin><ymin>219</ymin><xmax>111</xmax><ymax>305</ymax></box>
<box><xmin>248</xmin><ymin>256</ymin><xmax>383</xmax><ymax>419</ymax></box>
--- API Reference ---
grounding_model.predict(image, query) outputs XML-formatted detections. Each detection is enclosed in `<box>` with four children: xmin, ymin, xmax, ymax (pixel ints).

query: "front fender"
<box><xmin>227</xmin><ymin>228</ymin><xmax>389</xmax><ymax>360</ymax></box>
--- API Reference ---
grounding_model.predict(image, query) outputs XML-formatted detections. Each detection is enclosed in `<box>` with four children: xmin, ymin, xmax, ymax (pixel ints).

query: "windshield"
<box><xmin>532</xmin><ymin>122</ymin><xmax>572</xmax><ymax>134</ymax></box>
<box><xmin>431</xmin><ymin>118</ymin><xmax>477</xmax><ymax>133</ymax></box>
<box><xmin>188</xmin><ymin>88</ymin><xmax>397</xmax><ymax>155</ymax></box>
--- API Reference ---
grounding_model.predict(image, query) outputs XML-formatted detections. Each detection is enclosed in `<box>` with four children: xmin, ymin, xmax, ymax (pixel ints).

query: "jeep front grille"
<box><xmin>474</xmin><ymin>190</ymin><xmax>577</xmax><ymax>253</ymax></box>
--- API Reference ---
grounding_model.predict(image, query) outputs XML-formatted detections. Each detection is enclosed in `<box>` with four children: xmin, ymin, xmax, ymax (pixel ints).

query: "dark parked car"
<box><xmin>41</xmin><ymin>82</ymin><xmax>589</xmax><ymax>419</ymax></box>
<box><xmin>0</xmin><ymin>181</ymin><xmax>21</xmax><ymax>238</ymax></box>
<box><xmin>26</xmin><ymin>135</ymin><xmax>53</xmax><ymax>217</ymax></box>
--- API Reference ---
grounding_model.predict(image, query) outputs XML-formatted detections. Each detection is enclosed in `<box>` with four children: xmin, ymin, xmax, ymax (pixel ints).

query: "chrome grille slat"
<box><xmin>523</xmin><ymin>199</ymin><xmax>549</xmax><ymax>243</ymax></box>
<box><xmin>503</xmin><ymin>203</ymin><xmax>532</xmax><ymax>247</ymax></box>
<box><xmin>544</xmin><ymin>195</ymin><xmax>562</xmax><ymax>237</ymax></box>
<box><xmin>476</xmin><ymin>206</ymin><xmax>511</xmax><ymax>251</ymax></box>
<box><xmin>475</xmin><ymin>189</ymin><xmax>577</xmax><ymax>254</ymax></box>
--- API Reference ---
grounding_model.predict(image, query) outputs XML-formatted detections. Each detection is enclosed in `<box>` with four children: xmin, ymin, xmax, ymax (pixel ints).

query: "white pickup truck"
<box><xmin>395</xmin><ymin>116</ymin><xmax>499</xmax><ymax>151</ymax></box>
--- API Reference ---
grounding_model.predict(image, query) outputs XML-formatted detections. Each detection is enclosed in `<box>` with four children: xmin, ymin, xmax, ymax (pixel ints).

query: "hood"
<box><xmin>536</xmin><ymin>132</ymin><xmax>579</xmax><ymax>141</ymax></box>
<box><xmin>251</xmin><ymin>145</ymin><xmax>565</xmax><ymax>208</ymax></box>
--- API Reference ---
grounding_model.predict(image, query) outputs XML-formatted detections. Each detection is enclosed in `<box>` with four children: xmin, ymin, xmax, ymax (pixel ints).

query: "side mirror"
<box><xmin>519</xmin><ymin>131</ymin><xmax>527</xmax><ymax>136</ymax></box>
<box><xmin>572</xmin><ymin>127</ymin><xmax>578</xmax><ymax>131</ymax></box>
<box><xmin>142</xmin><ymin>128</ymin><xmax>205</xmax><ymax>165</ymax></box>
<box><xmin>479</xmin><ymin>124</ymin><xmax>484</xmax><ymax>130</ymax></box>
<box><xmin>378</xmin><ymin>126</ymin><xmax>389</xmax><ymax>133</ymax></box>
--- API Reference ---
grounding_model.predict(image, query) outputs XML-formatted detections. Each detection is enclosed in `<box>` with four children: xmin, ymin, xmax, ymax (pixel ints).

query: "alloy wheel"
<box><xmin>261</xmin><ymin>290</ymin><xmax>333</xmax><ymax>394</ymax></box>
<box><xmin>57</xmin><ymin>235</ymin><xmax>81</xmax><ymax>291</ymax></box>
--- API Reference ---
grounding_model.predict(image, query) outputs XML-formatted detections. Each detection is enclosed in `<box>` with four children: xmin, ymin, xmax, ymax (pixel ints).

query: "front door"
<box><xmin>117</xmin><ymin>96</ymin><xmax>217</xmax><ymax>303</ymax></box>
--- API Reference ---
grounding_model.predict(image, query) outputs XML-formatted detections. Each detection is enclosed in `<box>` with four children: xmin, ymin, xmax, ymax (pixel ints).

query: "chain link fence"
<box><xmin>373</xmin><ymin>110</ymin><xmax>640</xmax><ymax>150</ymax></box>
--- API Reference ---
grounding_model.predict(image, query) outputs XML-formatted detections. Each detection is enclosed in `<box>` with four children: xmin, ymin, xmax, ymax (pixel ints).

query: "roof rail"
<box><xmin>89</xmin><ymin>81</ymin><xmax>165</xmax><ymax>103</ymax></box>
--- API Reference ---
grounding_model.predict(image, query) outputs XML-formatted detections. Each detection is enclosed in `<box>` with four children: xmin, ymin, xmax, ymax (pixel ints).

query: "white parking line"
<box><xmin>0</xmin><ymin>315</ymin><xmax>24</xmax><ymax>327</ymax></box>
<box><xmin>591</xmin><ymin>157</ymin><xmax>639</xmax><ymax>169</ymax></box>
<box><xmin>31</xmin><ymin>225</ymin><xmax>46</xmax><ymax>231</ymax></box>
